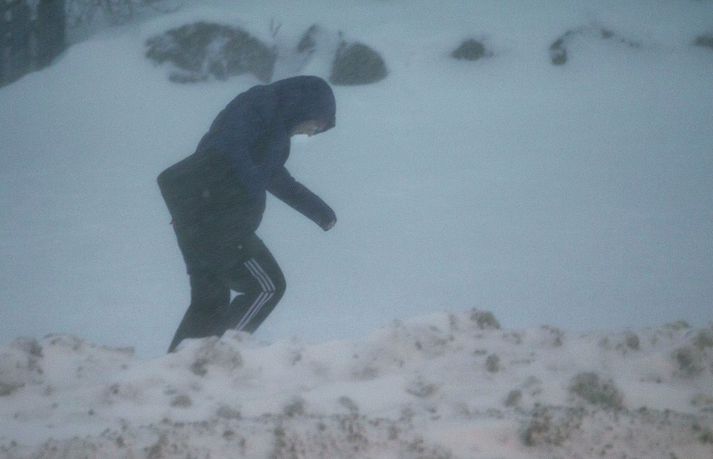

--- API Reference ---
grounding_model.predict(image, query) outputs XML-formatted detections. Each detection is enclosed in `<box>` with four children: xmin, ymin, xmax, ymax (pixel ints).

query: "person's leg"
<box><xmin>222</xmin><ymin>235</ymin><xmax>286</xmax><ymax>334</ymax></box>
<box><xmin>167</xmin><ymin>270</ymin><xmax>229</xmax><ymax>352</ymax></box>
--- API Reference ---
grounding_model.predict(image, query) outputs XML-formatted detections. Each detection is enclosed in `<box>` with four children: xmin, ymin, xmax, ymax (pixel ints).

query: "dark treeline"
<box><xmin>1</xmin><ymin>0</ymin><xmax>65</xmax><ymax>87</ymax></box>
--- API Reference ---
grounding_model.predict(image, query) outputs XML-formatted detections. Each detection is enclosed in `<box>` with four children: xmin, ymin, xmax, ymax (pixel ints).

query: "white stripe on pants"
<box><xmin>235</xmin><ymin>258</ymin><xmax>276</xmax><ymax>331</ymax></box>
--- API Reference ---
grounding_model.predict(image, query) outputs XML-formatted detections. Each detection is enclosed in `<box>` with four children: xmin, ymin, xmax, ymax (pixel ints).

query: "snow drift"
<box><xmin>2</xmin><ymin>1</ymin><xmax>713</xmax><ymax>456</ymax></box>
<box><xmin>1</xmin><ymin>309</ymin><xmax>712</xmax><ymax>458</ymax></box>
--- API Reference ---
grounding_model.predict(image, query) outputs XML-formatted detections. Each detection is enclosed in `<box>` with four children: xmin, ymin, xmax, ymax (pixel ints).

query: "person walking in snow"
<box><xmin>158</xmin><ymin>76</ymin><xmax>337</xmax><ymax>353</ymax></box>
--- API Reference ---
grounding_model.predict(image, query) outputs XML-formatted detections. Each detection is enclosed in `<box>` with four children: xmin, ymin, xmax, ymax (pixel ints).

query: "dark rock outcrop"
<box><xmin>297</xmin><ymin>24</ymin><xmax>321</xmax><ymax>56</ymax></box>
<box><xmin>694</xmin><ymin>34</ymin><xmax>713</xmax><ymax>51</ymax></box>
<box><xmin>451</xmin><ymin>39</ymin><xmax>491</xmax><ymax>61</ymax></box>
<box><xmin>549</xmin><ymin>27</ymin><xmax>640</xmax><ymax>66</ymax></box>
<box><xmin>330</xmin><ymin>40</ymin><xmax>388</xmax><ymax>85</ymax></box>
<box><xmin>145</xmin><ymin>22</ymin><xmax>276</xmax><ymax>83</ymax></box>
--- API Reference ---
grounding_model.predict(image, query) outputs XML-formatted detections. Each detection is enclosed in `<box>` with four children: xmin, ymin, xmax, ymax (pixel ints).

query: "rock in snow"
<box><xmin>1</xmin><ymin>309</ymin><xmax>712</xmax><ymax>458</ymax></box>
<box><xmin>451</xmin><ymin>39</ymin><xmax>492</xmax><ymax>61</ymax></box>
<box><xmin>145</xmin><ymin>22</ymin><xmax>277</xmax><ymax>83</ymax></box>
<box><xmin>329</xmin><ymin>40</ymin><xmax>388</xmax><ymax>86</ymax></box>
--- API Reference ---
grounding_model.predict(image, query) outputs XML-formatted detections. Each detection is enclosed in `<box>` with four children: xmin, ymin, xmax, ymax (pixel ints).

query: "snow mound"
<box><xmin>1</xmin><ymin>310</ymin><xmax>712</xmax><ymax>458</ymax></box>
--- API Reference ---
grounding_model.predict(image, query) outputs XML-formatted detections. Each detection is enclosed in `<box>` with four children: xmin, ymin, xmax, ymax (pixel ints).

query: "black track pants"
<box><xmin>168</xmin><ymin>234</ymin><xmax>286</xmax><ymax>353</ymax></box>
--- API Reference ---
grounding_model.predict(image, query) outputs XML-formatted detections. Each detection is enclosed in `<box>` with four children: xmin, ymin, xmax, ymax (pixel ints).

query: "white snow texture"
<box><xmin>1</xmin><ymin>310</ymin><xmax>712</xmax><ymax>458</ymax></box>
<box><xmin>1</xmin><ymin>0</ymin><xmax>713</xmax><ymax>456</ymax></box>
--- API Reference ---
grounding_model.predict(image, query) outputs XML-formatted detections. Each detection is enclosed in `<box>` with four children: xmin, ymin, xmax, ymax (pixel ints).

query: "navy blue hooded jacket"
<box><xmin>158</xmin><ymin>76</ymin><xmax>336</xmax><ymax>269</ymax></box>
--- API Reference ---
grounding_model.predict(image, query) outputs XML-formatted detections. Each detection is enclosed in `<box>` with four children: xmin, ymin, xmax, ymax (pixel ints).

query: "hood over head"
<box><xmin>270</xmin><ymin>76</ymin><xmax>336</xmax><ymax>133</ymax></box>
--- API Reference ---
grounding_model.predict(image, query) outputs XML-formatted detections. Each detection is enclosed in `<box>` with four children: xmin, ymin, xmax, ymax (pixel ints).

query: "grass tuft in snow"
<box><xmin>568</xmin><ymin>372</ymin><xmax>623</xmax><ymax>410</ymax></box>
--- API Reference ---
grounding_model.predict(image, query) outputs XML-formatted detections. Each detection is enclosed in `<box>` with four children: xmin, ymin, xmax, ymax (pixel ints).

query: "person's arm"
<box><xmin>267</xmin><ymin>166</ymin><xmax>336</xmax><ymax>230</ymax></box>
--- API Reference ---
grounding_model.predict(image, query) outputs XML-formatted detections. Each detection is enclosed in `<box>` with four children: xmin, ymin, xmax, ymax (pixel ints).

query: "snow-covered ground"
<box><xmin>1</xmin><ymin>0</ymin><xmax>713</xmax><ymax>455</ymax></box>
<box><xmin>1</xmin><ymin>0</ymin><xmax>712</xmax><ymax>358</ymax></box>
<box><xmin>1</xmin><ymin>309</ymin><xmax>712</xmax><ymax>458</ymax></box>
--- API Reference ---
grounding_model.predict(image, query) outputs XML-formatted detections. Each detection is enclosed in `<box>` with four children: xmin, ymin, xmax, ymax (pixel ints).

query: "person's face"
<box><xmin>292</xmin><ymin>119</ymin><xmax>329</xmax><ymax>137</ymax></box>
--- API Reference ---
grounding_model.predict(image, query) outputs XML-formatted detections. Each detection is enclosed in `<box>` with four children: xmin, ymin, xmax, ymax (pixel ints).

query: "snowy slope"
<box><xmin>1</xmin><ymin>1</ymin><xmax>713</xmax><ymax>455</ymax></box>
<box><xmin>1</xmin><ymin>309</ymin><xmax>712</xmax><ymax>458</ymax></box>
<box><xmin>1</xmin><ymin>0</ymin><xmax>712</xmax><ymax>358</ymax></box>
